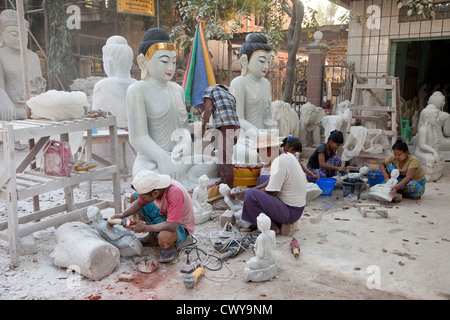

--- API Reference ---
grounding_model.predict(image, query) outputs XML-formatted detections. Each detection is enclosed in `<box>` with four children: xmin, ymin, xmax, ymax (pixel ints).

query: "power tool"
<box><xmin>215</xmin><ymin>237</ymin><xmax>251</xmax><ymax>260</ymax></box>
<box><xmin>180</xmin><ymin>259</ymin><xmax>202</xmax><ymax>274</ymax></box>
<box><xmin>181</xmin><ymin>265</ymin><xmax>205</xmax><ymax>289</ymax></box>
<box><xmin>107</xmin><ymin>217</ymin><xmax>136</xmax><ymax>227</ymax></box>
<box><xmin>290</xmin><ymin>237</ymin><xmax>300</xmax><ymax>258</ymax></box>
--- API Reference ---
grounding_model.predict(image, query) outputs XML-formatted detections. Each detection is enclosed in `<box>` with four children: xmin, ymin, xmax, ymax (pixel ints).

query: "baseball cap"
<box><xmin>132</xmin><ymin>170</ymin><xmax>171</xmax><ymax>194</ymax></box>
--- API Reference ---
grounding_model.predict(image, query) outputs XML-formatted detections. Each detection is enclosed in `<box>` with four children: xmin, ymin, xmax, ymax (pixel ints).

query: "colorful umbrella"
<box><xmin>182</xmin><ymin>21</ymin><xmax>216</xmax><ymax>108</ymax></box>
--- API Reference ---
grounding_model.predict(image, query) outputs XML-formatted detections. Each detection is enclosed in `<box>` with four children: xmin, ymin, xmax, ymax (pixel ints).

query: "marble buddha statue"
<box><xmin>229</xmin><ymin>33</ymin><xmax>278</xmax><ymax>165</ymax></box>
<box><xmin>0</xmin><ymin>9</ymin><xmax>45</xmax><ymax>120</ymax></box>
<box><xmin>244</xmin><ymin>213</ymin><xmax>277</xmax><ymax>282</ymax></box>
<box><xmin>415</xmin><ymin>104</ymin><xmax>441</xmax><ymax>164</ymax></box>
<box><xmin>126</xmin><ymin>28</ymin><xmax>218</xmax><ymax>189</ymax></box>
<box><xmin>427</xmin><ymin>91</ymin><xmax>450</xmax><ymax>156</ymax></box>
<box><xmin>230</xmin><ymin>33</ymin><xmax>277</xmax><ymax>133</ymax></box>
<box><xmin>92</xmin><ymin>36</ymin><xmax>137</xmax><ymax>129</ymax></box>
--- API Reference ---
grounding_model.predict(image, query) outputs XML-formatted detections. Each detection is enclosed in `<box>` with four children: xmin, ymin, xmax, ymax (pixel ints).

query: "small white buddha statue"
<box><xmin>92</xmin><ymin>36</ymin><xmax>137</xmax><ymax>129</ymax></box>
<box><xmin>192</xmin><ymin>174</ymin><xmax>212</xmax><ymax>224</ymax></box>
<box><xmin>244</xmin><ymin>213</ymin><xmax>277</xmax><ymax>282</ymax></box>
<box><xmin>368</xmin><ymin>169</ymin><xmax>400</xmax><ymax>202</ymax></box>
<box><xmin>126</xmin><ymin>28</ymin><xmax>218</xmax><ymax>189</ymax></box>
<box><xmin>0</xmin><ymin>9</ymin><xmax>46</xmax><ymax>120</ymax></box>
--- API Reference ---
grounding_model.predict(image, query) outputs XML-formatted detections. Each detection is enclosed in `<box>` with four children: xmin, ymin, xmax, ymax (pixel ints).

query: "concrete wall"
<box><xmin>347</xmin><ymin>0</ymin><xmax>450</xmax><ymax>77</ymax></box>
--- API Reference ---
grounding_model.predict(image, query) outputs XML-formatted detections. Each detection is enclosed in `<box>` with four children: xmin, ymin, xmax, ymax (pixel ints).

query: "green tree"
<box><xmin>43</xmin><ymin>0</ymin><xmax>78</xmax><ymax>90</ymax></box>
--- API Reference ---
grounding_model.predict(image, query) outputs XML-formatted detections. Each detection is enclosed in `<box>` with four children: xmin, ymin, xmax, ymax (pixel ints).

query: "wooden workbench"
<box><xmin>0</xmin><ymin>117</ymin><xmax>122</xmax><ymax>267</ymax></box>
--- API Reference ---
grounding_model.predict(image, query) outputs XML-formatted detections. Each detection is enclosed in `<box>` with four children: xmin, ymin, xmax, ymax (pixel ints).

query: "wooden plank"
<box><xmin>17</xmin><ymin>200</ymin><xmax>110</xmax><ymax>238</ymax></box>
<box><xmin>349</xmin><ymin>105</ymin><xmax>396</xmax><ymax>112</ymax></box>
<box><xmin>3</xmin><ymin>123</ymin><xmax>20</xmax><ymax>267</ymax></box>
<box><xmin>11</xmin><ymin>117</ymin><xmax>116</xmax><ymax>141</ymax></box>
<box><xmin>353</xmin><ymin>83</ymin><xmax>394</xmax><ymax>90</ymax></box>
<box><xmin>16</xmin><ymin>166</ymin><xmax>119</xmax><ymax>200</ymax></box>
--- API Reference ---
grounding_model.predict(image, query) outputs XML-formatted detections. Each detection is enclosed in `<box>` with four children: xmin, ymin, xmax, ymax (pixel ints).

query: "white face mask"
<box><xmin>247</xmin><ymin>51</ymin><xmax>271</xmax><ymax>79</ymax></box>
<box><xmin>144</xmin><ymin>49</ymin><xmax>177</xmax><ymax>83</ymax></box>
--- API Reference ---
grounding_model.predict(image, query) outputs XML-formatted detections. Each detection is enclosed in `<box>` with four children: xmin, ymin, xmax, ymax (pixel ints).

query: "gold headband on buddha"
<box><xmin>249</xmin><ymin>50</ymin><xmax>271</xmax><ymax>62</ymax></box>
<box><xmin>145</xmin><ymin>43</ymin><xmax>176</xmax><ymax>60</ymax></box>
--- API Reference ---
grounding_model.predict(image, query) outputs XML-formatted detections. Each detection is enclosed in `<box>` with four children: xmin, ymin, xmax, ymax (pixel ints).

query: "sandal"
<box><xmin>159</xmin><ymin>250</ymin><xmax>176</xmax><ymax>263</ymax></box>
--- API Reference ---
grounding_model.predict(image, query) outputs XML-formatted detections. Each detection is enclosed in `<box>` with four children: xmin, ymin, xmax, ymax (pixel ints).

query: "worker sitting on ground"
<box><xmin>306</xmin><ymin>130</ymin><xmax>348</xmax><ymax>182</ymax></box>
<box><xmin>237</xmin><ymin>132</ymin><xmax>307</xmax><ymax>234</ymax></box>
<box><xmin>378</xmin><ymin>139</ymin><xmax>426</xmax><ymax>200</ymax></box>
<box><xmin>108</xmin><ymin>170</ymin><xmax>195</xmax><ymax>263</ymax></box>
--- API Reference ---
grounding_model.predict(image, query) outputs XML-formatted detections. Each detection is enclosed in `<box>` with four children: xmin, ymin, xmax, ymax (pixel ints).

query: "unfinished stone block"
<box><xmin>51</xmin><ymin>222</ymin><xmax>120</xmax><ymax>281</ymax></box>
<box><xmin>19</xmin><ymin>234</ymin><xmax>36</xmax><ymax>256</ymax></box>
<box><xmin>220</xmin><ymin>210</ymin><xmax>236</xmax><ymax>228</ymax></box>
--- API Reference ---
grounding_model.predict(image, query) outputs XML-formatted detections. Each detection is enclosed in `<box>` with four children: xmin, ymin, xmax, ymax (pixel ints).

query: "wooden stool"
<box><xmin>280</xmin><ymin>222</ymin><xmax>297</xmax><ymax>237</ymax></box>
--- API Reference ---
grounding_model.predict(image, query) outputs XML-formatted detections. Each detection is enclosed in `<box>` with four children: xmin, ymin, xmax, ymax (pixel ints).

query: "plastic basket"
<box><xmin>367</xmin><ymin>170</ymin><xmax>384</xmax><ymax>187</ymax></box>
<box><xmin>316</xmin><ymin>177</ymin><xmax>337</xmax><ymax>196</ymax></box>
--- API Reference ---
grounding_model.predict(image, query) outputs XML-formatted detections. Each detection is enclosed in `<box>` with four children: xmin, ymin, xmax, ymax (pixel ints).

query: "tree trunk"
<box><xmin>282</xmin><ymin>0</ymin><xmax>304</xmax><ymax>104</ymax></box>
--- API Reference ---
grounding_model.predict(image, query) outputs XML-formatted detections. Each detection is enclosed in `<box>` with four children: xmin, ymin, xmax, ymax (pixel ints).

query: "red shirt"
<box><xmin>138</xmin><ymin>180</ymin><xmax>195</xmax><ymax>235</ymax></box>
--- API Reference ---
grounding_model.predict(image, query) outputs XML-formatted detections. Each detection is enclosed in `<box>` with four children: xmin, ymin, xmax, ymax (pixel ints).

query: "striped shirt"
<box><xmin>202</xmin><ymin>85</ymin><xmax>240</xmax><ymax>128</ymax></box>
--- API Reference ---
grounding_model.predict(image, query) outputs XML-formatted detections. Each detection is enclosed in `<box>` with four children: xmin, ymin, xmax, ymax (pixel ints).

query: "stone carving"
<box><xmin>270</xmin><ymin>100</ymin><xmax>300</xmax><ymax>138</ymax></box>
<box><xmin>87</xmin><ymin>206</ymin><xmax>143</xmax><ymax>258</ymax></box>
<box><xmin>51</xmin><ymin>221</ymin><xmax>120</xmax><ymax>281</ymax></box>
<box><xmin>299</xmin><ymin>102</ymin><xmax>325</xmax><ymax>147</ymax></box>
<box><xmin>218</xmin><ymin>183</ymin><xmax>252</xmax><ymax>229</ymax></box>
<box><xmin>346</xmin><ymin>166</ymin><xmax>369</xmax><ymax>180</ymax></box>
<box><xmin>126</xmin><ymin>28</ymin><xmax>218</xmax><ymax>189</ymax></box>
<box><xmin>414</xmin><ymin>104</ymin><xmax>443</xmax><ymax>181</ymax></box>
<box><xmin>306</xmin><ymin>183</ymin><xmax>323</xmax><ymax>202</ymax></box>
<box><xmin>0</xmin><ymin>9</ymin><xmax>46</xmax><ymax>120</ymax></box>
<box><xmin>230</xmin><ymin>33</ymin><xmax>277</xmax><ymax>133</ymax></box>
<box><xmin>92</xmin><ymin>36</ymin><xmax>137</xmax><ymax>129</ymax></box>
<box><xmin>368</xmin><ymin>169</ymin><xmax>400</xmax><ymax>202</ymax></box>
<box><xmin>192</xmin><ymin>175</ymin><xmax>212</xmax><ymax>224</ymax></box>
<box><xmin>322</xmin><ymin>100</ymin><xmax>351</xmax><ymax>143</ymax></box>
<box><xmin>244</xmin><ymin>213</ymin><xmax>277</xmax><ymax>282</ymax></box>
<box><xmin>428</xmin><ymin>91</ymin><xmax>450</xmax><ymax>158</ymax></box>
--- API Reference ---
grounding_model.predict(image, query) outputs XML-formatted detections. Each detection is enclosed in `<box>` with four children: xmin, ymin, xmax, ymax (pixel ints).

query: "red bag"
<box><xmin>42</xmin><ymin>140</ymin><xmax>74</xmax><ymax>177</ymax></box>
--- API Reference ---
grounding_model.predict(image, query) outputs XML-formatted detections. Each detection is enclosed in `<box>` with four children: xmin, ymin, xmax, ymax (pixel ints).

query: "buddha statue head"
<box><xmin>239</xmin><ymin>33</ymin><xmax>272</xmax><ymax>78</ymax></box>
<box><xmin>0</xmin><ymin>9</ymin><xmax>29</xmax><ymax>51</ymax></box>
<box><xmin>256</xmin><ymin>213</ymin><xmax>271</xmax><ymax>233</ymax></box>
<box><xmin>421</xmin><ymin>104</ymin><xmax>439</xmax><ymax>126</ymax></box>
<box><xmin>136</xmin><ymin>28</ymin><xmax>176</xmax><ymax>82</ymax></box>
<box><xmin>428</xmin><ymin>91</ymin><xmax>445</xmax><ymax>111</ymax></box>
<box><xmin>102</xmin><ymin>35</ymin><xmax>134</xmax><ymax>79</ymax></box>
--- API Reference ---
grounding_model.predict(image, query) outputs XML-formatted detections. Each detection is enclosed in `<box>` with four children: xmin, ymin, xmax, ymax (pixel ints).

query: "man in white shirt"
<box><xmin>239</xmin><ymin>132</ymin><xmax>307</xmax><ymax>234</ymax></box>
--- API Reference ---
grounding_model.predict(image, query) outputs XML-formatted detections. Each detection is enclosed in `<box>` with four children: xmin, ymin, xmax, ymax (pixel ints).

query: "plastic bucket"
<box><xmin>367</xmin><ymin>171</ymin><xmax>384</xmax><ymax>187</ymax></box>
<box><xmin>342</xmin><ymin>178</ymin><xmax>364</xmax><ymax>199</ymax></box>
<box><xmin>316</xmin><ymin>178</ymin><xmax>337</xmax><ymax>196</ymax></box>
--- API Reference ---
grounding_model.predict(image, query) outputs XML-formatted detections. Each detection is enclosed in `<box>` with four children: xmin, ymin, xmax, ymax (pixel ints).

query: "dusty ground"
<box><xmin>0</xmin><ymin>148</ymin><xmax>449</xmax><ymax>301</ymax></box>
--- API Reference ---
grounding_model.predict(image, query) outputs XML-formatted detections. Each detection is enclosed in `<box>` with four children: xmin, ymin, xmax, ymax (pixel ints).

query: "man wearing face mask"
<box><xmin>238</xmin><ymin>132</ymin><xmax>307</xmax><ymax>234</ymax></box>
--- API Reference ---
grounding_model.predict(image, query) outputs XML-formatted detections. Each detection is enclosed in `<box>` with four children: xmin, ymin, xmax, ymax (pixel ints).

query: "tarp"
<box><xmin>182</xmin><ymin>21</ymin><xmax>216</xmax><ymax>108</ymax></box>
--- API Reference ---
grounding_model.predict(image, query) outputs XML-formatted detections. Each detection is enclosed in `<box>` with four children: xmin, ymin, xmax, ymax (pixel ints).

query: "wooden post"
<box><xmin>15</xmin><ymin>0</ymin><xmax>31</xmax><ymax>117</ymax></box>
<box><xmin>16</xmin><ymin>1</ymin><xmax>40</xmax><ymax>212</ymax></box>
